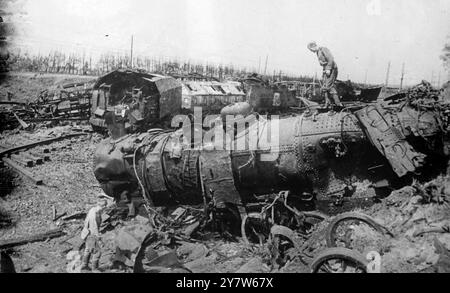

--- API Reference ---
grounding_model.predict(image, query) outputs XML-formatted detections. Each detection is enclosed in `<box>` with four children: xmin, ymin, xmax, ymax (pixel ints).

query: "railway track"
<box><xmin>0</xmin><ymin>131</ymin><xmax>91</xmax><ymax>185</ymax></box>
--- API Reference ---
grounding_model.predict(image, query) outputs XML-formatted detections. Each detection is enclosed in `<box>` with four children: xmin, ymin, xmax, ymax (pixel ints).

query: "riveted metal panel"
<box><xmin>200</xmin><ymin>150</ymin><xmax>242</xmax><ymax>207</ymax></box>
<box><xmin>355</xmin><ymin>105</ymin><xmax>426</xmax><ymax>177</ymax></box>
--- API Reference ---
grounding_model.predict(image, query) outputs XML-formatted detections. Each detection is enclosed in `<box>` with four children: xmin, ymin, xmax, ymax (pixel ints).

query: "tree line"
<box><xmin>6</xmin><ymin>49</ymin><xmax>314</xmax><ymax>83</ymax></box>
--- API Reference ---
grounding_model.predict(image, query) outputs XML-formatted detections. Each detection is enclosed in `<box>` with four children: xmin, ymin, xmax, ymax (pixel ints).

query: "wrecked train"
<box><xmin>242</xmin><ymin>75</ymin><xmax>382</xmax><ymax>114</ymax></box>
<box><xmin>88</xmin><ymin>69</ymin><xmax>383</xmax><ymax>138</ymax></box>
<box><xmin>89</xmin><ymin>69</ymin><xmax>246</xmax><ymax>134</ymax></box>
<box><xmin>93</xmin><ymin>83</ymin><xmax>450</xmax><ymax>231</ymax></box>
<box><xmin>89</xmin><ymin>69</ymin><xmax>182</xmax><ymax>134</ymax></box>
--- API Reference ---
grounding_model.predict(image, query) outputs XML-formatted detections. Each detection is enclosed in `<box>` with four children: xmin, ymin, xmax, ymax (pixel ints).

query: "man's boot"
<box><xmin>81</xmin><ymin>253</ymin><xmax>91</xmax><ymax>271</ymax></box>
<box><xmin>92</xmin><ymin>259</ymin><xmax>100</xmax><ymax>273</ymax></box>
<box><xmin>91</xmin><ymin>252</ymin><xmax>102</xmax><ymax>273</ymax></box>
<box><xmin>331</xmin><ymin>91</ymin><xmax>343</xmax><ymax>107</ymax></box>
<box><xmin>323</xmin><ymin>92</ymin><xmax>330</xmax><ymax>109</ymax></box>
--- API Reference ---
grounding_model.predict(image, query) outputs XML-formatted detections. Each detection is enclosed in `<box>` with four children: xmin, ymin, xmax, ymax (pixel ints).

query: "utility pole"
<box><xmin>264</xmin><ymin>55</ymin><xmax>268</xmax><ymax>76</ymax></box>
<box><xmin>364</xmin><ymin>69</ymin><xmax>368</xmax><ymax>85</ymax></box>
<box><xmin>82</xmin><ymin>50</ymin><xmax>86</xmax><ymax>75</ymax></box>
<box><xmin>130</xmin><ymin>35</ymin><xmax>134</xmax><ymax>68</ymax></box>
<box><xmin>313</xmin><ymin>72</ymin><xmax>317</xmax><ymax>95</ymax></box>
<box><xmin>385</xmin><ymin>61</ymin><xmax>391</xmax><ymax>87</ymax></box>
<box><xmin>431</xmin><ymin>71</ymin><xmax>435</xmax><ymax>86</ymax></box>
<box><xmin>258</xmin><ymin>57</ymin><xmax>261</xmax><ymax>74</ymax></box>
<box><xmin>437</xmin><ymin>72</ymin><xmax>441</xmax><ymax>88</ymax></box>
<box><xmin>400</xmin><ymin>63</ymin><xmax>405</xmax><ymax>90</ymax></box>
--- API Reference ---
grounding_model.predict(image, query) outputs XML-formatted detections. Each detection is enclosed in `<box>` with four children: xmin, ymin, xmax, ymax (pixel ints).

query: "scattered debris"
<box><xmin>1</xmin><ymin>75</ymin><xmax>450</xmax><ymax>273</ymax></box>
<box><xmin>0</xmin><ymin>133</ymin><xmax>89</xmax><ymax>159</ymax></box>
<box><xmin>309</xmin><ymin>247</ymin><xmax>369</xmax><ymax>273</ymax></box>
<box><xmin>325</xmin><ymin>212</ymin><xmax>393</xmax><ymax>248</ymax></box>
<box><xmin>2</xmin><ymin>158</ymin><xmax>43</xmax><ymax>185</ymax></box>
<box><xmin>413</xmin><ymin>225</ymin><xmax>450</xmax><ymax>237</ymax></box>
<box><xmin>431</xmin><ymin>238</ymin><xmax>450</xmax><ymax>273</ymax></box>
<box><xmin>235</xmin><ymin>257</ymin><xmax>270</xmax><ymax>273</ymax></box>
<box><xmin>62</xmin><ymin>212</ymin><xmax>87</xmax><ymax>222</ymax></box>
<box><xmin>0</xmin><ymin>80</ymin><xmax>92</xmax><ymax>131</ymax></box>
<box><xmin>0</xmin><ymin>228</ymin><xmax>65</xmax><ymax>250</ymax></box>
<box><xmin>177</xmin><ymin>242</ymin><xmax>209</xmax><ymax>263</ymax></box>
<box><xmin>66</xmin><ymin>250</ymin><xmax>82</xmax><ymax>273</ymax></box>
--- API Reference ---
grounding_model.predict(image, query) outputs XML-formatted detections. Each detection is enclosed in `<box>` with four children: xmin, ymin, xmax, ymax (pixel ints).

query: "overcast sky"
<box><xmin>6</xmin><ymin>0</ymin><xmax>450</xmax><ymax>85</ymax></box>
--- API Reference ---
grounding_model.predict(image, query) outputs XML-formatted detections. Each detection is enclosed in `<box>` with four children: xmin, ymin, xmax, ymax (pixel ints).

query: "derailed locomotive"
<box><xmin>88</xmin><ymin>69</ymin><xmax>381</xmax><ymax>138</ymax></box>
<box><xmin>89</xmin><ymin>69</ymin><xmax>246</xmax><ymax>135</ymax></box>
<box><xmin>89</xmin><ymin>69</ymin><xmax>182</xmax><ymax>134</ymax></box>
<box><xmin>93</xmin><ymin>82</ymin><xmax>450</xmax><ymax>229</ymax></box>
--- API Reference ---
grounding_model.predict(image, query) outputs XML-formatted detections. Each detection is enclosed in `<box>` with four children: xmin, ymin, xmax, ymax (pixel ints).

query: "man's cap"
<box><xmin>307</xmin><ymin>42</ymin><xmax>318</xmax><ymax>50</ymax></box>
<box><xmin>97</xmin><ymin>190</ymin><xmax>109</xmax><ymax>198</ymax></box>
<box><xmin>97</xmin><ymin>199</ymin><xmax>107</xmax><ymax>207</ymax></box>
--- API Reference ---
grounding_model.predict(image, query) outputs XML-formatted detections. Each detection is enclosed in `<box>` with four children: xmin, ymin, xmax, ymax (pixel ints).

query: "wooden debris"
<box><xmin>28</xmin><ymin>150</ymin><xmax>50</xmax><ymax>162</ymax></box>
<box><xmin>11</xmin><ymin>154</ymin><xmax>33</xmax><ymax>168</ymax></box>
<box><xmin>62</xmin><ymin>212</ymin><xmax>86</xmax><ymax>221</ymax></box>
<box><xmin>2</xmin><ymin>158</ymin><xmax>43</xmax><ymax>185</ymax></box>
<box><xmin>0</xmin><ymin>228</ymin><xmax>65</xmax><ymax>250</ymax></box>
<box><xmin>0</xmin><ymin>133</ymin><xmax>88</xmax><ymax>159</ymax></box>
<box><xmin>54</xmin><ymin>212</ymin><xmax>67</xmax><ymax>222</ymax></box>
<box><xmin>20</xmin><ymin>152</ymin><xmax>44</xmax><ymax>165</ymax></box>
<box><xmin>12</xmin><ymin>112</ymin><xmax>29</xmax><ymax>129</ymax></box>
<box><xmin>413</xmin><ymin>225</ymin><xmax>450</xmax><ymax>237</ymax></box>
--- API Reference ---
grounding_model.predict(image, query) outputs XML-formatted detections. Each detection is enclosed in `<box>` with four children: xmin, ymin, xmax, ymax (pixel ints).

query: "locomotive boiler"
<box><xmin>93</xmin><ymin>84</ymin><xmax>450</xmax><ymax>219</ymax></box>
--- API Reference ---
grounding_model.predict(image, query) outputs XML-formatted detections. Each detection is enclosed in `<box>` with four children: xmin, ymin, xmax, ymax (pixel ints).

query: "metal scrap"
<box><xmin>309</xmin><ymin>247</ymin><xmax>369</xmax><ymax>273</ymax></box>
<box><xmin>0</xmin><ymin>228</ymin><xmax>65</xmax><ymax>250</ymax></box>
<box><xmin>413</xmin><ymin>224</ymin><xmax>450</xmax><ymax>237</ymax></box>
<box><xmin>0</xmin><ymin>133</ymin><xmax>88</xmax><ymax>159</ymax></box>
<box><xmin>325</xmin><ymin>212</ymin><xmax>393</xmax><ymax>248</ymax></box>
<box><xmin>2</xmin><ymin>158</ymin><xmax>43</xmax><ymax>185</ymax></box>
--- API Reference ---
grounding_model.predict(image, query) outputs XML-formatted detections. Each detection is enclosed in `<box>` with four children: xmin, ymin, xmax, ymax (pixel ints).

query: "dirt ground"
<box><xmin>0</xmin><ymin>72</ymin><xmax>96</xmax><ymax>103</ymax></box>
<box><xmin>1</xmin><ymin>72</ymin><xmax>450</xmax><ymax>273</ymax></box>
<box><xmin>0</xmin><ymin>125</ymin><xmax>104</xmax><ymax>273</ymax></box>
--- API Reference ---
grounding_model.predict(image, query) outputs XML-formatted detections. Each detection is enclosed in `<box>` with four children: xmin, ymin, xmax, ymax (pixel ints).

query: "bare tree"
<box><xmin>440</xmin><ymin>36</ymin><xmax>450</xmax><ymax>77</ymax></box>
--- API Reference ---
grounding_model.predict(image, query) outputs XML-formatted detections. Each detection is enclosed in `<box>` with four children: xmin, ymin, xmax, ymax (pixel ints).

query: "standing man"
<box><xmin>80</xmin><ymin>198</ymin><xmax>107</xmax><ymax>272</ymax></box>
<box><xmin>307</xmin><ymin>42</ymin><xmax>342</xmax><ymax>108</ymax></box>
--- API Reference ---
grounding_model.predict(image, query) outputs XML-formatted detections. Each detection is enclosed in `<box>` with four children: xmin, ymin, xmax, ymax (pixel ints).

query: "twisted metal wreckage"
<box><xmin>93</xmin><ymin>81</ymin><xmax>450</xmax><ymax>272</ymax></box>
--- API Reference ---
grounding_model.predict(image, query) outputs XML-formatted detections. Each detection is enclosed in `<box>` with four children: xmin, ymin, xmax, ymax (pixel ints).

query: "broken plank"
<box><xmin>20</xmin><ymin>152</ymin><xmax>43</xmax><ymax>165</ymax></box>
<box><xmin>2</xmin><ymin>158</ymin><xmax>43</xmax><ymax>185</ymax></box>
<box><xmin>62</xmin><ymin>212</ymin><xmax>86</xmax><ymax>221</ymax></box>
<box><xmin>53</xmin><ymin>212</ymin><xmax>67</xmax><ymax>222</ymax></box>
<box><xmin>0</xmin><ymin>229</ymin><xmax>65</xmax><ymax>250</ymax></box>
<box><xmin>11</xmin><ymin>154</ymin><xmax>34</xmax><ymax>168</ymax></box>
<box><xmin>28</xmin><ymin>150</ymin><xmax>50</xmax><ymax>162</ymax></box>
<box><xmin>0</xmin><ymin>133</ymin><xmax>88</xmax><ymax>159</ymax></box>
<box><xmin>22</xmin><ymin>117</ymin><xmax>89</xmax><ymax>123</ymax></box>
<box><xmin>52</xmin><ymin>206</ymin><xmax>57</xmax><ymax>221</ymax></box>
<box><xmin>1</xmin><ymin>142</ymin><xmax>15</xmax><ymax>149</ymax></box>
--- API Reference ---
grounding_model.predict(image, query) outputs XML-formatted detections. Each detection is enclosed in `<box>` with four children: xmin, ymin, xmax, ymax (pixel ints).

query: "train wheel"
<box><xmin>310</xmin><ymin>247</ymin><xmax>368</xmax><ymax>273</ymax></box>
<box><xmin>241</xmin><ymin>213</ymin><xmax>270</xmax><ymax>245</ymax></box>
<box><xmin>326</xmin><ymin>212</ymin><xmax>393</xmax><ymax>249</ymax></box>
